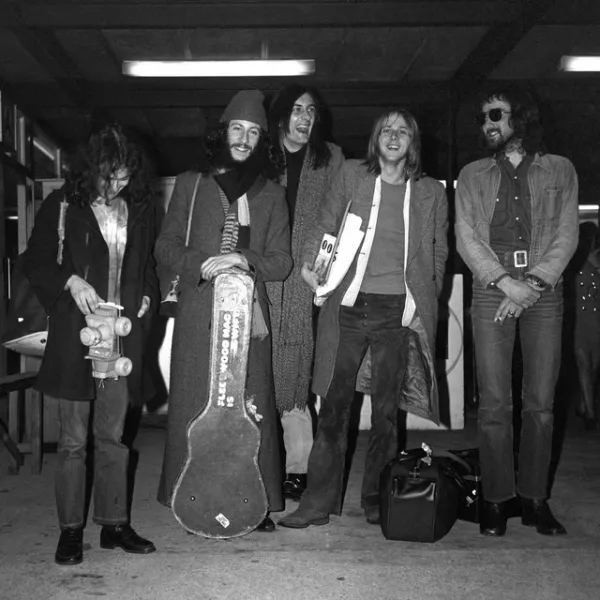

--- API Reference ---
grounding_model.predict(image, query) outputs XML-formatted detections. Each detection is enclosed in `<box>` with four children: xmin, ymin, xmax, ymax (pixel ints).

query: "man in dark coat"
<box><xmin>267</xmin><ymin>85</ymin><xmax>344</xmax><ymax>501</ymax></box>
<box><xmin>155</xmin><ymin>90</ymin><xmax>292</xmax><ymax>532</ymax></box>
<box><xmin>22</xmin><ymin>125</ymin><xmax>160</xmax><ymax>565</ymax></box>
<box><xmin>279</xmin><ymin>108</ymin><xmax>448</xmax><ymax>528</ymax></box>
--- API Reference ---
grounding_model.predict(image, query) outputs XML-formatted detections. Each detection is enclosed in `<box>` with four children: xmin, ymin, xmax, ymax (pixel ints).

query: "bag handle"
<box><xmin>184</xmin><ymin>173</ymin><xmax>202</xmax><ymax>247</ymax></box>
<box><xmin>400</xmin><ymin>445</ymin><xmax>475</xmax><ymax>505</ymax></box>
<box><xmin>397</xmin><ymin>445</ymin><xmax>472</xmax><ymax>474</ymax></box>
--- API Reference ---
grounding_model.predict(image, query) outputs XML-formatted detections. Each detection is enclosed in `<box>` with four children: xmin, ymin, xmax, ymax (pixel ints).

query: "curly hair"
<box><xmin>478</xmin><ymin>85</ymin><xmax>545</xmax><ymax>155</ymax></box>
<box><xmin>363</xmin><ymin>108</ymin><xmax>423</xmax><ymax>180</ymax></box>
<box><xmin>203</xmin><ymin>121</ymin><xmax>283</xmax><ymax>180</ymax></box>
<box><xmin>63</xmin><ymin>124</ymin><xmax>155</xmax><ymax>207</ymax></box>
<box><xmin>268</xmin><ymin>84</ymin><xmax>333</xmax><ymax>173</ymax></box>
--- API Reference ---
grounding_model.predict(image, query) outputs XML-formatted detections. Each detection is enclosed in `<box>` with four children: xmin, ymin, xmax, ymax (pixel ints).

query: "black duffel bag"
<box><xmin>379</xmin><ymin>445</ymin><xmax>472</xmax><ymax>543</ymax></box>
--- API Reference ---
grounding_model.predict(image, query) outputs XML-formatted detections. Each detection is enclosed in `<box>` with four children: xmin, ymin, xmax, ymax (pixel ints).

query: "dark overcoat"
<box><xmin>21</xmin><ymin>189</ymin><xmax>160</xmax><ymax>406</ymax></box>
<box><xmin>301</xmin><ymin>160</ymin><xmax>449</xmax><ymax>424</ymax></box>
<box><xmin>155</xmin><ymin>170</ymin><xmax>292</xmax><ymax>510</ymax></box>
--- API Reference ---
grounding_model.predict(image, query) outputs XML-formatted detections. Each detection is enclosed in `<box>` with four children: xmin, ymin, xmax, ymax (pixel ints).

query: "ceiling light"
<box><xmin>122</xmin><ymin>60</ymin><xmax>315</xmax><ymax>78</ymax></box>
<box><xmin>559</xmin><ymin>56</ymin><xmax>600</xmax><ymax>72</ymax></box>
<box><xmin>33</xmin><ymin>137</ymin><xmax>56</xmax><ymax>161</ymax></box>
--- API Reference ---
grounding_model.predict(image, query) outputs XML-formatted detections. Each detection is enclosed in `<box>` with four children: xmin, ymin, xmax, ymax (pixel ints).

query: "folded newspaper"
<box><xmin>313</xmin><ymin>212</ymin><xmax>364</xmax><ymax>306</ymax></box>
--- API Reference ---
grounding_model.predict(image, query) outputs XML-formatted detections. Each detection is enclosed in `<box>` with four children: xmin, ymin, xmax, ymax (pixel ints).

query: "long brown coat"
<box><xmin>302</xmin><ymin>160</ymin><xmax>449</xmax><ymax>424</ymax></box>
<box><xmin>155</xmin><ymin>171</ymin><xmax>292</xmax><ymax>510</ymax></box>
<box><xmin>267</xmin><ymin>142</ymin><xmax>344</xmax><ymax>413</ymax></box>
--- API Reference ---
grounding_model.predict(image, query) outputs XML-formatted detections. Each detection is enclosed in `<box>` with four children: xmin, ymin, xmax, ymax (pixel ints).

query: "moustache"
<box><xmin>231</xmin><ymin>143</ymin><xmax>252</xmax><ymax>152</ymax></box>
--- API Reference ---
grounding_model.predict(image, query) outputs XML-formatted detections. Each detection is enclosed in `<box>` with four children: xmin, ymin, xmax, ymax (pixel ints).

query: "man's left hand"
<box><xmin>201</xmin><ymin>253</ymin><xmax>249</xmax><ymax>280</ymax></box>
<box><xmin>494</xmin><ymin>297</ymin><xmax>523</xmax><ymax>323</ymax></box>
<box><xmin>137</xmin><ymin>296</ymin><xmax>151</xmax><ymax>318</ymax></box>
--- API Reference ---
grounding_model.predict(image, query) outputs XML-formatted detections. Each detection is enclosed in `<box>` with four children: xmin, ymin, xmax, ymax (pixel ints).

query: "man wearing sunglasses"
<box><xmin>455</xmin><ymin>86</ymin><xmax>579</xmax><ymax>538</ymax></box>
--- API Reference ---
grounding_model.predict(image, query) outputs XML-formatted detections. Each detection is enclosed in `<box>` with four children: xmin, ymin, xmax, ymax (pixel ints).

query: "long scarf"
<box><xmin>267</xmin><ymin>148</ymin><xmax>334</xmax><ymax>411</ymax></box>
<box><xmin>214</xmin><ymin>160</ymin><xmax>268</xmax><ymax>338</ymax></box>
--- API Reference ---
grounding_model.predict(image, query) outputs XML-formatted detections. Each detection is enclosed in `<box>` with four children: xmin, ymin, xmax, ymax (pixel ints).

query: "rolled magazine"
<box><xmin>313</xmin><ymin>210</ymin><xmax>364</xmax><ymax>306</ymax></box>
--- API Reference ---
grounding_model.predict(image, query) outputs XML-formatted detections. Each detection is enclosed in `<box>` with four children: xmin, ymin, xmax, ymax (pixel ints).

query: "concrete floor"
<box><xmin>1</xmin><ymin>403</ymin><xmax>600</xmax><ymax>600</ymax></box>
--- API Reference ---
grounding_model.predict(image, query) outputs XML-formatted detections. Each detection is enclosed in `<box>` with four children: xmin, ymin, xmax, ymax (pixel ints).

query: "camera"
<box><xmin>80</xmin><ymin>302</ymin><xmax>133</xmax><ymax>379</ymax></box>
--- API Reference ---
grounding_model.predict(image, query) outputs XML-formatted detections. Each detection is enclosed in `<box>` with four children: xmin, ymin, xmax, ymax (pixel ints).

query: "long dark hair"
<box><xmin>268</xmin><ymin>84</ymin><xmax>333</xmax><ymax>173</ymax></box>
<box><xmin>363</xmin><ymin>108</ymin><xmax>423</xmax><ymax>180</ymax></box>
<box><xmin>64</xmin><ymin>124</ymin><xmax>154</xmax><ymax>207</ymax></box>
<box><xmin>478</xmin><ymin>85</ymin><xmax>545</xmax><ymax>155</ymax></box>
<box><xmin>203</xmin><ymin>122</ymin><xmax>283</xmax><ymax>180</ymax></box>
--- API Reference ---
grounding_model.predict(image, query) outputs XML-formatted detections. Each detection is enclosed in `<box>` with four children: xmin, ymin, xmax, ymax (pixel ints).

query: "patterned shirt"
<box><xmin>91</xmin><ymin>196</ymin><xmax>128</xmax><ymax>304</ymax></box>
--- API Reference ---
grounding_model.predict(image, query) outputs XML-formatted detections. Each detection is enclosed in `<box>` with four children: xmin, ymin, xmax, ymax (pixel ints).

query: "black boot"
<box><xmin>55</xmin><ymin>527</ymin><xmax>84</xmax><ymax>566</ymax></box>
<box><xmin>521</xmin><ymin>499</ymin><xmax>567</xmax><ymax>536</ymax></box>
<box><xmin>255</xmin><ymin>513</ymin><xmax>276</xmax><ymax>532</ymax></box>
<box><xmin>480</xmin><ymin>501</ymin><xmax>507</xmax><ymax>537</ymax></box>
<box><xmin>283</xmin><ymin>474</ymin><xmax>307</xmax><ymax>501</ymax></box>
<box><xmin>100</xmin><ymin>524</ymin><xmax>156</xmax><ymax>554</ymax></box>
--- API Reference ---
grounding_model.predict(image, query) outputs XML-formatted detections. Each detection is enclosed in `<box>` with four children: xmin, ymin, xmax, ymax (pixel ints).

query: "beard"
<box><xmin>213</xmin><ymin>142</ymin><xmax>255</xmax><ymax>170</ymax></box>
<box><xmin>484</xmin><ymin>129</ymin><xmax>520</xmax><ymax>154</ymax></box>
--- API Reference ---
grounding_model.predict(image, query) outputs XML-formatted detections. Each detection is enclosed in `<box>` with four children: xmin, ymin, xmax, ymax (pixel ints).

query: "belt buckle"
<box><xmin>514</xmin><ymin>250</ymin><xmax>528</xmax><ymax>268</ymax></box>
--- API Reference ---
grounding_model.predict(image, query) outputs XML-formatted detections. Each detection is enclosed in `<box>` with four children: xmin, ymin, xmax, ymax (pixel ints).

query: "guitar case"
<box><xmin>171</xmin><ymin>269</ymin><xmax>268</xmax><ymax>538</ymax></box>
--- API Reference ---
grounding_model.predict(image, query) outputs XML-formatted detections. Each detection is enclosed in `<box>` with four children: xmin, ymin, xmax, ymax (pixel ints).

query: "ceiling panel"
<box><xmin>145</xmin><ymin>108</ymin><xmax>207</xmax><ymax>138</ymax></box>
<box><xmin>54</xmin><ymin>30</ymin><xmax>121</xmax><ymax>82</ymax></box>
<box><xmin>0</xmin><ymin>29</ymin><xmax>54</xmax><ymax>83</ymax></box>
<box><xmin>492</xmin><ymin>25</ymin><xmax>600</xmax><ymax>79</ymax></box>
<box><xmin>395</xmin><ymin>26</ymin><xmax>488</xmax><ymax>80</ymax></box>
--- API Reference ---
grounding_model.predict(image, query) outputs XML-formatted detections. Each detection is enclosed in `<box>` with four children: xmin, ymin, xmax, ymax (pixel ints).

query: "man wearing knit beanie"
<box><xmin>156</xmin><ymin>89</ymin><xmax>292</xmax><ymax>534</ymax></box>
<box><xmin>221</xmin><ymin>89</ymin><xmax>268</xmax><ymax>131</ymax></box>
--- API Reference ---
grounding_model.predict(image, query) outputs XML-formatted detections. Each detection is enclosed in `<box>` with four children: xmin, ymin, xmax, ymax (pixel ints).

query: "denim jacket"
<box><xmin>455</xmin><ymin>153</ymin><xmax>579</xmax><ymax>288</ymax></box>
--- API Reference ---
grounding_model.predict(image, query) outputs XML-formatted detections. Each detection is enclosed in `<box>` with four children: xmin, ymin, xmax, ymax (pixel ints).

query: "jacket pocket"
<box><xmin>543</xmin><ymin>187</ymin><xmax>562</xmax><ymax>220</ymax></box>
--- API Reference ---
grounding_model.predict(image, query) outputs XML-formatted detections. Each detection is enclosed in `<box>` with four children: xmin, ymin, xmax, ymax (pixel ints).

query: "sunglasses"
<box><xmin>475</xmin><ymin>108</ymin><xmax>511</xmax><ymax>126</ymax></box>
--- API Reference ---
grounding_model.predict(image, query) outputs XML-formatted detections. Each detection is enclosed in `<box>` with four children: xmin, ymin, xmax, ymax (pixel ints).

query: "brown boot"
<box><xmin>278</xmin><ymin>506</ymin><xmax>329</xmax><ymax>529</ymax></box>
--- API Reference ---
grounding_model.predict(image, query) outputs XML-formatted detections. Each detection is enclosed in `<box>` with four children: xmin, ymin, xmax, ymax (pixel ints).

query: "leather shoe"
<box><xmin>480</xmin><ymin>501</ymin><xmax>507</xmax><ymax>537</ymax></box>
<box><xmin>256</xmin><ymin>515</ymin><xmax>276</xmax><ymax>532</ymax></box>
<box><xmin>283</xmin><ymin>474</ymin><xmax>307</xmax><ymax>501</ymax></box>
<box><xmin>100</xmin><ymin>524</ymin><xmax>156</xmax><ymax>554</ymax></box>
<box><xmin>521</xmin><ymin>499</ymin><xmax>567</xmax><ymax>536</ymax></box>
<box><xmin>278</xmin><ymin>506</ymin><xmax>329</xmax><ymax>529</ymax></box>
<box><xmin>55</xmin><ymin>527</ymin><xmax>84</xmax><ymax>566</ymax></box>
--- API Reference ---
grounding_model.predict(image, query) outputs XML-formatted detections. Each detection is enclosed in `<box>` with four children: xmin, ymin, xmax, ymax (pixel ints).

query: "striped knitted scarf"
<box><xmin>218</xmin><ymin>187</ymin><xmax>250</xmax><ymax>254</ymax></box>
<box><xmin>216</xmin><ymin>185</ymin><xmax>267</xmax><ymax>338</ymax></box>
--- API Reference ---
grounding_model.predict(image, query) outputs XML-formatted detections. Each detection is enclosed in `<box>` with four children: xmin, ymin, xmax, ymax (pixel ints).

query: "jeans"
<box><xmin>280</xmin><ymin>406</ymin><xmax>313</xmax><ymax>473</ymax></box>
<box><xmin>472</xmin><ymin>283</ymin><xmax>563</xmax><ymax>503</ymax></box>
<box><xmin>300</xmin><ymin>293</ymin><xmax>408</xmax><ymax>515</ymax></box>
<box><xmin>54</xmin><ymin>378</ymin><xmax>130</xmax><ymax>529</ymax></box>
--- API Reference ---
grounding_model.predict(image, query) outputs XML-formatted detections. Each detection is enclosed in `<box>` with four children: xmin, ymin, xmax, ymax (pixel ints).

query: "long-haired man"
<box><xmin>267</xmin><ymin>84</ymin><xmax>344</xmax><ymax>501</ymax></box>
<box><xmin>280</xmin><ymin>108</ymin><xmax>448</xmax><ymax>528</ymax></box>
<box><xmin>455</xmin><ymin>85</ymin><xmax>578</xmax><ymax>537</ymax></box>
<box><xmin>156</xmin><ymin>90</ymin><xmax>292</xmax><ymax>532</ymax></box>
<box><xmin>22</xmin><ymin>124</ymin><xmax>159</xmax><ymax>564</ymax></box>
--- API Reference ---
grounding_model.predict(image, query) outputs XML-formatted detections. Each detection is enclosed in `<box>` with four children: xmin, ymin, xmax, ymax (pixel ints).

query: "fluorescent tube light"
<box><xmin>33</xmin><ymin>137</ymin><xmax>56</xmax><ymax>161</ymax></box>
<box><xmin>559</xmin><ymin>56</ymin><xmax>600</xmax><ymax>72</ymax></box>
<box><xmin>123</xmin><ymin>59</ymin><xmax>315</xmax><ymax>78</ymax></box>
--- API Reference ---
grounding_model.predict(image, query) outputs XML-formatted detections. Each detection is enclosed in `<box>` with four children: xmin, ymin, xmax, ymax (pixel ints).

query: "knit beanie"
<box><xmin>220</xmin><ymin>90</ymin><xmax>267</xmax><ymax>130</ymax></box>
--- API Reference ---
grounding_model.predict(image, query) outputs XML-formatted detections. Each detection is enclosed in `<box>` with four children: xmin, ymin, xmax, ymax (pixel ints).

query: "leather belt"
<box><xmin>501</xmin><ymin>250</ymin><xmax>528</xmax><ymax>268</ymax></box>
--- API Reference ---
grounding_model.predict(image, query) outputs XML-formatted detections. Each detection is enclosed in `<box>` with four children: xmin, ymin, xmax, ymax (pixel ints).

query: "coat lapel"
<box><xmin>406</xmin><ymin>178</ymin><xmax>434</xmax><ymax>268</ymax></box>
<box><xmin>70</xmin><ymin>203</ymin><xmax>104</xmax><ymax>241</ymax></box>
<box><xmin>354</xmin><ymin>172</ymin><xmax>377</xmax><ymax>227</ymax></box>
<box><xmin>203</xmin><ymin>176</ymin><xmax>228</xmax><ymax>227</ymax></box>
<box><xmin>126</xmin><ymin>200</ymin><xmax>148</xmax><ymax>236</ymax></box>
